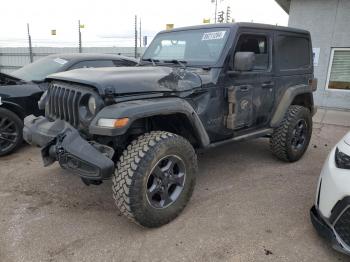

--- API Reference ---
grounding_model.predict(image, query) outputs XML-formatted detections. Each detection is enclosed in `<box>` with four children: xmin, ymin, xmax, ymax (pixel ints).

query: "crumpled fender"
<box><xmin>89</xmin><ymin>97</ymin><xmax>210</xmax><ymax>147</ymax></box>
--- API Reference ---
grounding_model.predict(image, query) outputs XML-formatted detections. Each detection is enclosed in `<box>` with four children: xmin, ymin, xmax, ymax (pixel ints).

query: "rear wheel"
<box><xmin>0</xmin><ymin>108</ymin><xmax>23</xmax><ymax>156</ymax></box>
<box><xmin>112</xmin><ymin>131</ymin><xmax>197</xmax><ymax>228</ymax></box>
<box><xmin>270</xmin><ymin>105</ymin><xmax>312</xmax><ymax>162</ymax></box>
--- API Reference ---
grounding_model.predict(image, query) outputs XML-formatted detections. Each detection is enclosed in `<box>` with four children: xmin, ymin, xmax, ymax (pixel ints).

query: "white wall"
<box><xmin>289</xmin><ymin>0</ymin><xmax>350</xmax><ymax>109</ymax></box>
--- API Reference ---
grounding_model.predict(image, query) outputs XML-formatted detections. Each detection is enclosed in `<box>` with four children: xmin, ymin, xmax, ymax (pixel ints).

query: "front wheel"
<box><xmin>0</xmin><ymin>108</ymin><xmax>23</xmax><ymax>156</ymax></box>
<box><xmin>112</xmin><ymin>131</ymin><xmax>197</xmax><ymax>228</ymax></box>
<box><xmin>270</xmin><ymin>105</ymin><xmax>312</xmax><ymax>162</ymax></box>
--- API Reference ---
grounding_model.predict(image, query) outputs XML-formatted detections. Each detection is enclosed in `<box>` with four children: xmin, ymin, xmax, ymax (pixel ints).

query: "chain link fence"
<box><xmin>0</xmin><ymin>46</ymin><xmax>146</xmax><ymax>74</ymax></box>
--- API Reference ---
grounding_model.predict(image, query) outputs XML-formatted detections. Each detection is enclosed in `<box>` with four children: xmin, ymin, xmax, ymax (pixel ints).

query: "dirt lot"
<box><xmin>0</xmin><ymin>123</ymin><xmax>349</xmax><ymax>262</ymax></box>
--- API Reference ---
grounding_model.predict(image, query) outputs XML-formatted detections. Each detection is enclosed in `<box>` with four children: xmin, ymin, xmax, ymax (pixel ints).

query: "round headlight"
<box><xmin>88</xmin><ymin>96</ymin><xmax>97</xmax><ymax>115</ymax></box>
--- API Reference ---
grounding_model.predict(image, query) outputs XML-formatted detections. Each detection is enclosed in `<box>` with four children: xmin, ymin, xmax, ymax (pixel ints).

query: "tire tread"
<box><xmin>112</xmin><ymin>131</ymin><xmax>196</xmax><ymax>227</ymax></box>
<box><xmin>270</xmin><ymin>105</ymin><xmax>311</xmax><ymax>162</ymax></box>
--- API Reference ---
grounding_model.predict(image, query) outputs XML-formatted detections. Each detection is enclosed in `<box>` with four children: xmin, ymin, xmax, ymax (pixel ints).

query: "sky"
<box><xmin>0</xmin><ymin>0</ymin><xmax>288</xmax><ymax>47</ymax></box>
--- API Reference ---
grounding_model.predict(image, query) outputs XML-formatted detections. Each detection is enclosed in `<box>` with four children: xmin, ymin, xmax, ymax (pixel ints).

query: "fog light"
<box><xmin>335</xmin><ymin>148</ymin><xmax>350</xmax><ymax>169</ymax></box>
<box><xmin>97</xmin><ymin>118</ymin><xmax>129</xmax><ymax>128</ymax></box>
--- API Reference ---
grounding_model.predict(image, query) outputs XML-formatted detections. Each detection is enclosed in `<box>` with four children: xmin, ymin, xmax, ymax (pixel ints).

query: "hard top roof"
<box><xmin>158</xmin><ymin>22</ymin><xmax>310</xmax><ymax>35</ymax></box>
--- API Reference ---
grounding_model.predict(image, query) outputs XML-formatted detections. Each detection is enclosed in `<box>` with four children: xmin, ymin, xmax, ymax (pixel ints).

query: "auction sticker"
<box><xmin>202</xmin><ymin>31</ymin><xmax>226</xmax><ymax>41</ymax></box>
<box><xmin>53</xmin><ymin>58</ymin><xmax>68</xmax><ymax>65</ymax></box>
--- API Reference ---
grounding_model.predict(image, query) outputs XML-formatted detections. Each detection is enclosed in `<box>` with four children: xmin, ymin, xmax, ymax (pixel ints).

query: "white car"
<box><xmin>311</xmin><ymin>131</ymin><xmax>350</xmax><ymax>255</ymax></box>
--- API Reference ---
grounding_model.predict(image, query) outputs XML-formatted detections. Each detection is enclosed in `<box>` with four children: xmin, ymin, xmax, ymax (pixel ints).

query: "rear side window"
<box><xmin>277</xmin><ymin>35</ymin><xmax>311</xmax><ymax>70</ymax></box>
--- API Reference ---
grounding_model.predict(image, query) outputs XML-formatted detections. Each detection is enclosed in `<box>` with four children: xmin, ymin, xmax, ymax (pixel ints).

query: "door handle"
<box><xmin>239</xmin><ymin>85</ymin><xmax>249</xmax><ymax>91</ymax></box>
<box><xmin>261</xmin><ymin>81</ymin><xmax>274</xmax><ymax>88</ymax></box>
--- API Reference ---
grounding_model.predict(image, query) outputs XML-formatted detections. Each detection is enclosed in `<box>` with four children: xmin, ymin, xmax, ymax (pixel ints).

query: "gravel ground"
<box><xmin>0</xmin><ymin>123</ymin><xmax>349</xmax><ymax>262</ymax></box>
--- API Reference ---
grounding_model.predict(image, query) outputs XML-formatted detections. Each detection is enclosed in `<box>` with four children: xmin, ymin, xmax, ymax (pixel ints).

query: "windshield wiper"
<box><xmin>163</xmin><ymin>59</ymin><xmax>187</xmax><ymax>69</ymax></box>
<box><xmin>141</xmin><ymin>58</ymin><xmax>159</xmax><ymax>66</ymax></box>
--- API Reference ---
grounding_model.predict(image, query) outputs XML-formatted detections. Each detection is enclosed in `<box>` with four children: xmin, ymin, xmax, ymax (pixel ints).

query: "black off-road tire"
<box><xmin>112</xmin><ymin>131</ymin><xmax>197</xmax><ymax>228</ymax></box>
<box><xmin>270</xmin><ymin>105</ymin><xmax>312</xmax><ymax>162</ymax></box>
<box><xmin>0</xmin><ymin>108</ymin><xmax>23</xmax><ymax>156</ymax></box>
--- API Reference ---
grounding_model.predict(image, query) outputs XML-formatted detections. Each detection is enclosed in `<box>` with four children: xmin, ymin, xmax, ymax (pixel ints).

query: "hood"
<box><xmin>1</xmin><ymin>72</ymin><xmax>43</xmax><ymax>100</ymax></box>
<box><xmin>0</xmin><ymin>82</ymin><xmax>42</xmax><ymax>97</ymax></box>
<box><xmin>0</xmin><ymin>72</ymin><xmax>24</xmax><ymax>85</ymax></box>
<box><xmin>47</xmin><ymin>66</ymin><xmax>202</xmax><ymax>95</ymax></box>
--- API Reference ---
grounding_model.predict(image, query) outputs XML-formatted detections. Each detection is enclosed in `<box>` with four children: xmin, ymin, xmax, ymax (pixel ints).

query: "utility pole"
<box><xmin>27</xmin><ymin>23</ymin><xmax>33</xmax><ymax>63</ymax></box>
<box><xmin>134</xmin><ymin>15</ymin><xmax>138</xmax><ymax>58</ymax></box>
<box><xmin>78</xmin><ymin>20</ymin><xmax>82</xmax><ymax>53</ymax></box>
<box><xmin>226</xmin><ymin>6</ymin><xmax>231</xmax><ymax>23</ymax></box>
<box><xmin>217</xmin><ymin>10</ymin><xmax>225</xmax><ymax>23</ymax></box>
<box><xmin>214</xmin><ymin>0</ymin><xmax>218</xmax><ymax>23</ymax></box>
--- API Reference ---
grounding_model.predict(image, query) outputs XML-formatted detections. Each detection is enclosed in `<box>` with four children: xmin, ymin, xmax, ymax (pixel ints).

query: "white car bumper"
<box><xmin>311</xmin><ymin>132</ymin><xmax>350</xmax><ymax>255</ymax></box>
<box><xmin>318</xmin><ymin>144</ymin><xmax>350</xmax><ymax>218</ymax></box>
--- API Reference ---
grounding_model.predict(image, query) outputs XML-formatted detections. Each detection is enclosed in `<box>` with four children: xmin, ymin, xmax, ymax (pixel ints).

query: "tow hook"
<box><xmin>81</xmin><ymin>178</ymin><xmax>103</xmax><ymax>186</ymax></box>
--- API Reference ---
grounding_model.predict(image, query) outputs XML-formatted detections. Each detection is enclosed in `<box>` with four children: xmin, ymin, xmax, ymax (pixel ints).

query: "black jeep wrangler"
<box><xmin>24</xmin><ymin>23</ymin><xmax>317</xmax><ymax>227</ymax></box>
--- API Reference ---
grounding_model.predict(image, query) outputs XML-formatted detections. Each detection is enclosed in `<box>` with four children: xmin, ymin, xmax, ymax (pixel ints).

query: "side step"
<box><xmin>205</xmin><ymin>128</ymin><xmax>273</xmax><ymax>149</ymax></box>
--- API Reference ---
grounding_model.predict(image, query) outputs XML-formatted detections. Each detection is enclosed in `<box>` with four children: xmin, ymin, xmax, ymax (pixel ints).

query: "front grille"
<box><xmin>334</xmin><ymin>207</ymin><xmax>350</xmax><ymax>247</ymax></box>
<box><xmin>46</xmin><ymin>81</ymin><xmax>95</xmax><ymax>128</ymax></box>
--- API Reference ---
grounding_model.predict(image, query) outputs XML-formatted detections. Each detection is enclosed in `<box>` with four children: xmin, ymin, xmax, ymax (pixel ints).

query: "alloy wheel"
<box><xmin>146</xmin><ymin>155</ymin><xmax>186</xmax><ymax>209</ymax></box>
<box><xmin>291</xmin><ymin>119</ymin><xmax>308</xmax><ymax>151</ymax></box>
<box><xmin>0</xmin><ymin>116</ymin><xmax>19</xmax><ymax>154</ymax></box>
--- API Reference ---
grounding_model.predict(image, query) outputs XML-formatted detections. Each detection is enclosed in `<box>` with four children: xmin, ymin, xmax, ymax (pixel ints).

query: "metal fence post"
<box><xmin>134</xmin><ymin>15</ymin><xmax>138</xmax><ymax>58</ymax></box>
<box><xmin>78</xmin><ymin>20</ymin><xmax>82</xmax><ymax>53</ymax></box>
<box><xmin>27</xmin><ymin>23</ymin><xmax>34</xmax><ymax>63</ymax></box>
<box><xmin>139</xmin><ymin>18</ymin><xmax>142</xmax><ymax>48</ymax></box>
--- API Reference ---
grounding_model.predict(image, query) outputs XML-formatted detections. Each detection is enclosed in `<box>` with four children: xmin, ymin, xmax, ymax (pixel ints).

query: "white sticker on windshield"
<box><xmin>202</xmin><ymin>31</ymin><xmax>226</xmax><ymax>41</ymax></box>
<box><xmin>53</xmin><ymin>58</ymin><xmax>68</xmax><ymax>65</ymax></box>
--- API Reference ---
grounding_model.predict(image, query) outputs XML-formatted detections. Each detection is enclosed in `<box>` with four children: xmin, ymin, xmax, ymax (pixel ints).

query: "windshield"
<box><xmin>142</xmin><ymin>28</ymin><xmax>230</xmax><ymax>66</ymax></box>
<box><xmin>11</xmin><ymin>56</ymin><xmax>69</xmax><ymax>81</ymax></box>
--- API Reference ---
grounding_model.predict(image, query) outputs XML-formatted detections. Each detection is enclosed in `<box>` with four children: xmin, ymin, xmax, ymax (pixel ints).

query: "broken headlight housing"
<box><xmin>335</xmin><ymin>148</ymin><xmax>350</xmax><ymax>169</ymax></box>
<box><xmin>79</xmin><ymin>94</ymin><xmax>103</xmax><ymax>124</ymax></box>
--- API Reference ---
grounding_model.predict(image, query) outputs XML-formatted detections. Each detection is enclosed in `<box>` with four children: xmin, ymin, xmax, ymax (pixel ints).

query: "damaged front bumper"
<box><xmin>23</xmin><ymin>115</ymin><xmax>115</xmax><ymax>180</ymax></box>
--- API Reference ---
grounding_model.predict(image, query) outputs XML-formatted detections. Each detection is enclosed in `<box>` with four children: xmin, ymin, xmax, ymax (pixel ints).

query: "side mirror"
<box><xmin>233</xmin><ymin>52</ymin><xmax>255</xmax><ymax>71</ymax></box>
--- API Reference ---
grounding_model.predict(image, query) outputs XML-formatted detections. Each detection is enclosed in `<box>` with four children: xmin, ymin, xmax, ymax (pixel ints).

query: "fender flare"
<box><xmin>89</xmin><ymin>97</ymin><xmax>210</xmax><ymax>147</ymax></box>
<box><xmin>270</xmin><ymin>84</ymin><xmax>313</xmax><ymax>128</ymax></box>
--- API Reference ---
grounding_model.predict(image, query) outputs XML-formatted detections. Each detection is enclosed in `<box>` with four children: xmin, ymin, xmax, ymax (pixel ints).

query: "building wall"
<box><xmin>289</xmin><ymin>0</ymin><xmax>350</xmax><ymax>109</ymax></box>
<box><xmin>0</xmin><ymin>46</ymin><xmax>145</xmax><ymax>74</ymax></box>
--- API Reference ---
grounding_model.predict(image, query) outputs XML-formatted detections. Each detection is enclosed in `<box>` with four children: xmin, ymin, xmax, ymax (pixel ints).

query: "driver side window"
<box><xmin>234</xmin><ymin>34</ymin><xmax>269</xmax><ymax>71</ymax></box>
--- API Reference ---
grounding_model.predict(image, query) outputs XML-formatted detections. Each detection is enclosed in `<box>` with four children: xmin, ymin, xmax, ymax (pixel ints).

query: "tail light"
<box><xmin>309</xmin><ymin>78</ymin><xmax>317</xmax><ymax>91</ymax></box>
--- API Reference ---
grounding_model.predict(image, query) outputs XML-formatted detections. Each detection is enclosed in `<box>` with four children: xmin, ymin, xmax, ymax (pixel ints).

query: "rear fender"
<box><xmin>270</xmin><ymin>84</ymin><xmax>314</xmax><ymax>128</ymax></box>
